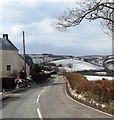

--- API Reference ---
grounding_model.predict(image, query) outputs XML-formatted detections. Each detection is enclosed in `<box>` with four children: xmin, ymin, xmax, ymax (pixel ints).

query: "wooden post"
<box><xmin>22</xmin><ymin>31</ymin><xmax>26</xmax><ymax>79</ymax></box>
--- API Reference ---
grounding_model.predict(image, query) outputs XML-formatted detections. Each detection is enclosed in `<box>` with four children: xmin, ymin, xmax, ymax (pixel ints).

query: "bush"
<box><xmin>58</xmin><ymin>64</ymin><xmax>63</xmax><ymax>67</ymax></box>
<box><xmin>65</xmin><ymin>72</ymin><xmax>114</xmax><ymax>103</ymax></box>
<box><xmin>31</xmin><ymin>64</ymin><xmax>42</xmax><ymax>73</ymax></box>
<box><xmin>64</xmin><ymin>72</ymin><xmax>88</xmax><ymax>90</ymax></box>
<box><xmin>67</xmin><ymin>63</ymin><xmax>72</xmax><ymax>68</ymax></box>
<box><xmin>77</xmin><ymin>81</ymin><xmax>90</xmax><ymax>93</ymax></box>
<box><xmin>90</xmin><ymin>84</ymin><xmax>101</xmax><ymax>95</ymax></box>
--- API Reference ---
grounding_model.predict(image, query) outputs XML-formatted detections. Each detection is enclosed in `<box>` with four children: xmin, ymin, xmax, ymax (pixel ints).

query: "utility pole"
<box><xmin>42</xmin><ymin>54</ymin><xmax>45</xmax><ymax>66</ymax></box>
<box><xmin>22</xmin><ymin>31</ymin><xmax>26</xmax><ymax>79</ymax></box>
<box><xmin>70</xmin><ymin>56</ymin><xmax>73</xmax><ymax>72</ymax></box>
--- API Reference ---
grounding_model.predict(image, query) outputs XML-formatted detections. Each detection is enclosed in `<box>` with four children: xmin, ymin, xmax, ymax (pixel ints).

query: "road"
<box><xmin>39</xmin><ymin>75</ymin><xmax>112</xmax><ymax>119</ymax></box>
<box><xmin>2</xmin><ymin>75</ymin><xmax>113</xmax><ymax>119</ymax></box>
<box><xmin>2</xmin><ymin>78</ymin><xmax>55</xmax><ymax>118</ymax></box>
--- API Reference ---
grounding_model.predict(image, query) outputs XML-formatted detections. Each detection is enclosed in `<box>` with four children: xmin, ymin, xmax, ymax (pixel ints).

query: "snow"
<box><xmin>52</xmin><ymin>59</ymin><xmax>114</xmax><ymax>81</ymax></box>
<box><xmin>105</xmin><ymin>58</ymin><xmax>114</xmax><ymax>63</ymax></box>
<box><xmin>85</xmin><ymin>75</ymin><xmax>113</xmax><ymax>81</ymax></box>
<box><xmin>95</xmin><ymin>72</ymin><xmax>107</xmax><ymax>75</ymax></box>
<box><xmin>51</xmin><ymin>59</ymin><xmax>103</xmax><ymax>71</ymax></box>
<box><xmin>106</xmin><ymin>64</ymin><xmax>114</xmax><ymax>71</ymax></box>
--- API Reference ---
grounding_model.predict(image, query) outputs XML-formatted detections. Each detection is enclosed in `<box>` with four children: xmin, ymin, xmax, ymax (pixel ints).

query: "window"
<box><xmin>6</xmin><ymin>65</ymin><xmax>11</xmax><ymax>71</ymax></box>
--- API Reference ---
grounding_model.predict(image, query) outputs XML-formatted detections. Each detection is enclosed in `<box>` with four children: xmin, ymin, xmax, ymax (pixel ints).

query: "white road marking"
<box><xmin>36</xmin><ymin>94</ymin><xmax>40</xmax><ymax>103</ymax></box>
<box><xmin>36</xmin><ymin>87</ymin><xmax>47</xmax><ymax>104</ymax></box>
<box><xmin>42</xmin><ymin>87</ymin><xmax>47</xmax><ymax>94</ymax></box>
<box><xmin>65</xmin><ymin>84</ymin><xmax>112</xmax><ymax>117</ymax></box>
<box><xmin>36</xmin><ymin>108</ymin><xmax>43</xmax><ymax>120</ymax></box>
<box><xmin>36</xmin><ymin>87</ymin><xmax>47</xmax><ymax>119</ymax></box>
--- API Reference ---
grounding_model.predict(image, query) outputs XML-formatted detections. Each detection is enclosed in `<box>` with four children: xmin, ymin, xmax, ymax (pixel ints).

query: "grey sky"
<box><xmin>0</xmin><ymin>0</ymin><xmax>112</xmax><ymax>56</ymax></box>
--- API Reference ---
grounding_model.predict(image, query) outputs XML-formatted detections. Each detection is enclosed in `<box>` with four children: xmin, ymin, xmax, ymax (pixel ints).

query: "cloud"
<box><xmin>0</xmin><ymin>1</ymin><xmax>112</xmax><ymax>56</ymax></box>
<box><xmin>11</xmin><ymin>25</ymin><xmax>24</xmax><ymax>35</ymax></box>
<box><xmin>0</xmin><ymin>0</ymin><xmax>77</xmax><ymax>5</ymax></box>
<box><xmin>37</xmin><ymin>18</ymin><xmax>55</xmax><ymax>34</ymax></box>
<box><xmin>37</xmin><ymin>0</ymin><xmax>76</xmax><ymax>2</ymax></box>
<box><xmin>20</xmin><ymin>0</ymin><xmax>41</xmax><ymax>7</ymax></box>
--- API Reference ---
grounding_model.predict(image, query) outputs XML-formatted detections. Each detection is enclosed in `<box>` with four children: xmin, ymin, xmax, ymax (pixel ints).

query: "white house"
<box><xmin>0</xmin><ymin>34</ymin><xmax>30</xmax><ymax>78</ymax></box>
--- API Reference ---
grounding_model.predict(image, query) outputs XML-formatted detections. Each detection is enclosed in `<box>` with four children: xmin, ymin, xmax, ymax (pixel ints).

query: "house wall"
<box><xmin>0</xmin><ymin>50</ymin><xmax>30</xmax><ymax>78</ymax></box>
<box><xmin>0</xmin><ymin>49</ymin><xmax>2</xmax><ymax>91</ymax></box>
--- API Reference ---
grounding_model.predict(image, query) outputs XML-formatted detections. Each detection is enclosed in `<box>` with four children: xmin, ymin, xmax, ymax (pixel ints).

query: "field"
<box><xmin>51</xmin><ymin>58</ymin><xmax>103</xmax><ymax>71</ymax></box>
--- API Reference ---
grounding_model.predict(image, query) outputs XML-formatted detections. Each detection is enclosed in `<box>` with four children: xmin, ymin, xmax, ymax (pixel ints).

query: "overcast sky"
<box><xmin>0</xmin><ymin>0</ymin><xmax>112</xmax><ymax>56</ymax></box>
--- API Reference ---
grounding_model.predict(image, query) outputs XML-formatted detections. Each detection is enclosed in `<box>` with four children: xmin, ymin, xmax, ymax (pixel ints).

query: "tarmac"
<box><xmin>1</xmin><ymin>86</ymin><xmax>30</xmax><ymax>101</ymax></box>
<box><xmin>1</xmin><ymin>78</ymin><xmax>50</xmax><ymax>101</ymax></box>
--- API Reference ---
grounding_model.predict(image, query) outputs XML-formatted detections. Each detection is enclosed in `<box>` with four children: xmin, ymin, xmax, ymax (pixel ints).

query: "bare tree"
<box><xmin>55</xmin><ymin>0</ymin><xmax>114</xmax><ymax>37</ymax></box>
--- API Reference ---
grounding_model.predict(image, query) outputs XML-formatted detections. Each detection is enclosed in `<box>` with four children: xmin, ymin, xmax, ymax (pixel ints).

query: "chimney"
<box><xmin>3</xmin><ymin>34</ymin><xmax>8</xmax><ymax>40</ymax></box>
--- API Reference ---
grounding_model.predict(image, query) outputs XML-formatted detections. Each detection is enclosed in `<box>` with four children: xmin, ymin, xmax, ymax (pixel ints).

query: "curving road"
<box><xmin>39</xmin><ymin>75</ymin><xmax>112</xmax><ymax>119</ymax></box>
<box><xmin>2</xmin><ymin>79</ymin><xmax>55</xmax><ymax>119</ymax></box>
<box><xmin>2</xmin><ymin>75</ymin><xmax>113</xmax><ymax>119</ymax></box>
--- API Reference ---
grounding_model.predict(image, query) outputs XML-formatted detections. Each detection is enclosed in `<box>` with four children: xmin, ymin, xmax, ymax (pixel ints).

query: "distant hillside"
<box><xmin>103</xmin><ymin>55</ymin><xmax>114</xmax><ymax>71</ymax></box>
<box><xmin>50</xmin><ymin>58</ymin><xmax>104</xmax><ymax>72</ymax></box>
<box><xmin>24</xmin><ymin>54</ymin><xmax>69</xmax><ymax>64</ymax></box>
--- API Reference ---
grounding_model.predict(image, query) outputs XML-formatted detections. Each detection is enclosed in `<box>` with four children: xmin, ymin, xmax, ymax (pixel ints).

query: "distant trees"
<box><xmin>31</xmin><ymin>64</ymin><xmax>51</xmax><ymax>83</ymax></box>
<box><xmin>55</xmin><ymin>0</ymin><xmax>114</xmax><ymax>37</ymax></box>
<box><xmin>31</xmin><ymin>64</ymin><xmax>42</xmax><ymax>73</ymax></box>
<box><xmin>67</xmin><ymin>63</ymin><xmax>72</xmax><ymax>68</ymax></box>
<box><xmin>58</xmin><ymin>64</ymin><xmax>63</xmax><ymax>67</ymax></box>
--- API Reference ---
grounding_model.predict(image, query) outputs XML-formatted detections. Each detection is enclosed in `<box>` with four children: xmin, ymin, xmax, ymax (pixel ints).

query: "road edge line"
<box><xmin>64</xmin><ymin>81</ymin><xmax>112</xmax><ymax>117</ymax></box>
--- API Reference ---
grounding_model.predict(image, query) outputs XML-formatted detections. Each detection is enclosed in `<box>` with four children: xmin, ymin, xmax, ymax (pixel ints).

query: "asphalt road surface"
<box><xmin>2</xmin><ymin>75</ymin><xmax>113</xmax><ymax>119</ymax></box>
<box><xmin>2</xmin><ymin>78</ymin><xmax>55</xmax><ymax>118</ymax></box>
<box><xmin>39</xmin><ymin>75</ymin><xmax>112</xmax><ymax>119</ymax></box>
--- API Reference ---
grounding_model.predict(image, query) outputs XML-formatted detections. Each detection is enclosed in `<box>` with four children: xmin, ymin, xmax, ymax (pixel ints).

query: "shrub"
<box><xmin>31</xmin><ymin>64</ymin><xmax>42</xmax><ymax>73</ymax></box>
<box><xmin>67</xmin><ymin>63</ymin><xmax>72</xmax><ymax>68</ymax></box>
<box><xmin>77</xmin><ymin>81</ymin><xmax>90</xmax><ymax>93</ymax></box>
<box><xmin>65</xmin><ymin>72</ymin><xmax>114</xmax><ymax>103</ymax></box>
<box><xmin>58</xmin><ymin>64</ymin><xmax>63</xmax><ymax>67</ymax></box>
<box><xmin>64</xmin><ymin>72</ymin><xmax>88</xmax><ymax>90</ymax></box>
<box><xmin>90</xmin><ymin>84</ymin><xmax>101</xmax><ymax>95</ymax></box>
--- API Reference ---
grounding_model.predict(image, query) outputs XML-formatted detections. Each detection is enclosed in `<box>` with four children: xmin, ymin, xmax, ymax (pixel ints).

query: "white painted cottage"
<box><xmin>0</xmin><ymin>34</ymin><xmax>30</xmax><ymax>78</ymax></box>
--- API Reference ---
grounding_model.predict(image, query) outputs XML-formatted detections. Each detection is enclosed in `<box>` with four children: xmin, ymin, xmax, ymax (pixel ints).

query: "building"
<box><xmin>0</xmin><ymin>34</ymin><xmax>30</xmax><ymax>79</ymax></box>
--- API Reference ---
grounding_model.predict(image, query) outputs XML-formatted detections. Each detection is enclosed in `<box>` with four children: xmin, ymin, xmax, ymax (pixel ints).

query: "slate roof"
<box><xmin>0</xmin><ymin>38</ymin><xmax>18</xmax><ymax>51</ymax></box>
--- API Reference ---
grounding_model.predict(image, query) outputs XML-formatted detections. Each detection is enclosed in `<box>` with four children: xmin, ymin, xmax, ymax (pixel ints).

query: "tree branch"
<box><xmin>55</xmin><ymin>0</ymin><xmax>114</xmax><ymax>34</ymax></box>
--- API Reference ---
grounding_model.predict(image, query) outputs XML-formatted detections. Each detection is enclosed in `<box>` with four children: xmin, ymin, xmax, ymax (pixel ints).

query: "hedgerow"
<box><xmin>64</xmin><ymin>72</ymin><xmax>114</xmax><ymax>103</ymax></box>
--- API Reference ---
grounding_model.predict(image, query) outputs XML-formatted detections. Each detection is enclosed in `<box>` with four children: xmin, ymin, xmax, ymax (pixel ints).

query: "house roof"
<box><xmin>0</xmin><ymin>38</ymin><xmax>18</xmax><ymax>51</ymax></box>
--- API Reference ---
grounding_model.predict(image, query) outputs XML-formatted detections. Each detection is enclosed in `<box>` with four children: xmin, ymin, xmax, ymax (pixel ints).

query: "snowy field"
<box><xmin>84</xmin><ymin>75</ymin><xmax>113</xmax><ymax>81</ymax></box>
<box><xmin>51</xmin><ymin>59</ymin><xmax>113</xmax><ymax>81</ymax></box>
<box><xmin>51</xmin><ymin>59</ymin><xmax>103</xmax><ymax>71</ymax></box>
